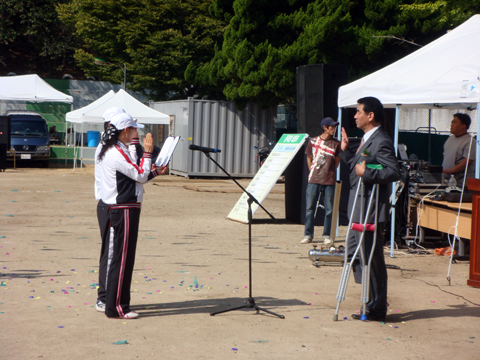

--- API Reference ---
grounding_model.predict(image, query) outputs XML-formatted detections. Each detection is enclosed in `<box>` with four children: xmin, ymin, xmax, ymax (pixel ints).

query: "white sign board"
<box><xmin>227</xmin><ymin>133</ymin><xmax>308</xmax><ymax>223</ymax></box>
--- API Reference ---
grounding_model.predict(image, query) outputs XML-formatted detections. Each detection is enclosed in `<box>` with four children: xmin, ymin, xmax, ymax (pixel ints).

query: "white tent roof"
<box><xmin>338</xmin><ymin>15</ymin><xmax>480</xmax><ymax>109</ymax></box>
<box><xmin>66</xmin><ymin>89</ymin><xmax>170</xmax><ymax>124</ymax></box>
<box><xmin>65</xmin><ymin>90</ymin><xmax>115</xmax><ymax>123</ymax></box>
<box><xmin>0</xmin><ymin>74</ymin><xmax>73</xmax><ymax>103</ymax></box>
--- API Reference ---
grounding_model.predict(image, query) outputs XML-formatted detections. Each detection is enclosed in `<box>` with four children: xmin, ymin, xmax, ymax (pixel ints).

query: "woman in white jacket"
<box><xmin>98</xmin><ymin>112</ymin><xmax>166</xmax><ymax>319</ymax></box>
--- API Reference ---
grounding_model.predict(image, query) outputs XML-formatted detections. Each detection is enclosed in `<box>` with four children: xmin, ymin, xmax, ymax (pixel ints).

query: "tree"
<box><xmin>0</xmin><ymin>0</ymin><xmax>80</xmax><ymax>78</ymax></box>
<box><xmin>58</xmin><ymin>0</ymin><xmax>225</xmax><ymax>100</ymax></box>
<box><xmin>192</xmin><ymin>0</ymin><xmax>480</xmax><ymax>109</ymax></box>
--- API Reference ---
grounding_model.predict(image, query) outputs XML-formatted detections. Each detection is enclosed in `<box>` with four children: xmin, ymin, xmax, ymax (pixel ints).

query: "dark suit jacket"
<box><xmin>343</xmin><ymin>127</ymin><xmax>401</xmax><ymax>223</ymax></box>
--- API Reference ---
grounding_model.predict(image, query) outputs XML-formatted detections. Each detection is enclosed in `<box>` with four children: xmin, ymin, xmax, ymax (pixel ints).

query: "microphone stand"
<box><xmin>197</xmin><ymin>150</ymin><xmax>284</xmax><ymax>319</ymax></box>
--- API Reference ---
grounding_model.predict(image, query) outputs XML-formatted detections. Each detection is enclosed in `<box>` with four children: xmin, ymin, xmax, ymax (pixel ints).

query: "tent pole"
<box><xmin>336</xmin><ymin>107</ymin><xmax>342</xmax><ymax>239</ymax></box>
<box><xmin>72</xmin><ymin>123</ymin><xmax>77</xmax><ymax>173</ymax></box>
<box><xmin>81</xmin><ymin>123</ymin><xmax>84</xmax><ymax>171</ymax></box>
<box><xmin>476</xmin><ymin>103</ymin><xmax>480</xmax><ymax>179</ymax></box>
<box><xmin>428</xmin><ymin>109</ymin><xmax>432</xmax><ymax>164</ymax></box>
<box><xmin>390</xmin><ymin>105</ymin><xmax>400</xmax><ymax>258</ymax></box>
<box><xmin>66</xmin><ymin>102</ymin><xmax>72</xmax><ymax>167</ymax></box>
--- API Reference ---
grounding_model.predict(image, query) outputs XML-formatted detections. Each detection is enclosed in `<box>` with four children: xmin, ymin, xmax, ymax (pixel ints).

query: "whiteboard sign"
<box><xmin>227</xmin><ymin>134</ymin><xmax>308</xmax><ymax>223</ymax></box>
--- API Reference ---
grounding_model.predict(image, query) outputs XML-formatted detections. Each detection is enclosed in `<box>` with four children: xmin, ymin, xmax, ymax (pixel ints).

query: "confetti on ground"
<box><xmin>58</xmin><ymin>326</ymin><xmax>64</xmax><ymax>328</ymax></box>
<box><xmin>0</xmin><ymin>236</ymin><xmax>5</xmax><ymax>238</ymax></box>
<box><xmin>252</xmin><ymin>340</ymin><xmax>268</xmax><ymax>343</ymax></box>
<box><xmin>304</xmin><ymin>317</ymin><xmax>309</xmax><ymax>319</ymax></box>
<box><xmin>112</xmin><ymin>340</ymin><xmax>128</xmax><ymax>345</ymax></box>
<box><xmin>231</xmin><ymin>348</ymin><xmax>238</xmax><ymax>351</ymax></box>
<box><xmin>431</xmin><ymin>301</ymin><xmax>435</xmax><ymax>303</ymax></box>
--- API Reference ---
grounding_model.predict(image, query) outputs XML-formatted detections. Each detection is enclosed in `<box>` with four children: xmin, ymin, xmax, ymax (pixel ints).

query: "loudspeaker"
<box><xmin>0</xmin><ymin>116</ymin><xmax>9</xmax><ymax>170</ymax></box>
<box><xmin>0</xmin><ymin>116</ymin><xmax>10</xmax><ymax>148</ymax></box>
<box><xmin>296</xmin><ymin>64</ymin><xmax>348</xmax><ymax>138</ymax></box>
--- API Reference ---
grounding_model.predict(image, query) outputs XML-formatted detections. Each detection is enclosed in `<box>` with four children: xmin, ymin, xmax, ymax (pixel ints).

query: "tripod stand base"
<box><xmin>210</xmin><ymin>297</ymin><xmax>285</xmax><ymax>319</ymax></box>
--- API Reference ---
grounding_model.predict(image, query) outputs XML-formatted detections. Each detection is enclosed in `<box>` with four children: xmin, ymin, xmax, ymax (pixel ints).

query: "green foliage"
<box><xmin>58</xmin><ymin>0</ymin><xmax>225</xmax><ymax>100</ymax></box>
<box><xmin>0</xmin><ymin>0</ymin><xmax>80</xmax><ymax>78</ymax></box>
<box><xmin>193</xmin><ymin>0</ymin><xmax>480</xmax><ymax>109</ymax></box>
<box><xmin>11</xmin><ymin>0</ymin><xmax>479</xmax><ymax>107</ymax></box>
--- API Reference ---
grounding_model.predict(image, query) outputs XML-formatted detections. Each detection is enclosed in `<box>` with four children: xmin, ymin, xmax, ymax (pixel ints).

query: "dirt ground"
<box><xmin>1</xmin><ymin>166</ymin><xmax>479</xmax><ymax>359</ymax></box>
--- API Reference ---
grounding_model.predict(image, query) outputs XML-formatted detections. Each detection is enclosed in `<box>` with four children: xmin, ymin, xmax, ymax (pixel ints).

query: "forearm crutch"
<box><xmin>333</xmin><ymin>180</ymin><xmax>361</xmax><ymax>321</ymax></box>
<box><xmin>333</xmin><ymin>179</ymin><xmax>379</xmax><ymax>321</ymax></box>
<box><xmin>358</xmin><ymin>183</ymin><xmax>379</xmax><ymax>320</ymax></box>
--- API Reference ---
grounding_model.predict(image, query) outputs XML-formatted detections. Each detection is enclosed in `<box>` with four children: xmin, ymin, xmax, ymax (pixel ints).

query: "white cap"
<box><xmin>102</xmin><ymin>107</ymin><xmax>125</xmax><ymax>123</ymax></box>
<box><xmin>110</xmin><ymin>112</ymin><xmax>144</xmax><ymax>130</ymax></box>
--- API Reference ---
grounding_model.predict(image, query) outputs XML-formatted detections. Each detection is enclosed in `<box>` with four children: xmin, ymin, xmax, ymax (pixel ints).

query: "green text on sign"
<box><xmin>277</xmin><ymin>134</ymin><xmax>307</xmax><ymax>145</ymax></box>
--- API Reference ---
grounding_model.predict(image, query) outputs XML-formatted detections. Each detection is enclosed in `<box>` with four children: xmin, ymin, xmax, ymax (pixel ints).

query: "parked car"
<box><xmin>7</xmin><ymin>110</ymin><xmax>50</xmax><ymax>167</ymax></box>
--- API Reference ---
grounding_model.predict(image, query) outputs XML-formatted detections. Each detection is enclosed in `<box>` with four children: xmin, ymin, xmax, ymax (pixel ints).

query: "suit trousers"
<box><xmin>96</xmin><ymin>199</ymin><xmax>111</xmax><ymax>303</ymax></box>
<box><xmin>347</xmin><ymin>221</ymin><xmax>388</xmax><ymax>316</ymax></box>
<box><xmin>105</xmin><ymin>207</ymin><xmax>141</xmax><ymax>318</ymax></box>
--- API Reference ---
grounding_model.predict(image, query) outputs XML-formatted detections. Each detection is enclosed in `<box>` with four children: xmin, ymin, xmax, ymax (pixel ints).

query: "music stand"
<box><xmin>195</xmin><ymin>150</ymin><xmax>284</xmax><ymax>319</ymax></box>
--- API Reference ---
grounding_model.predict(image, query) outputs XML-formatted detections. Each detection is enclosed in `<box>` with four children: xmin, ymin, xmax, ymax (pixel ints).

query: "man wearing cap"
<box><xmin>301</xmin><ymin>117</ymin><xmax>342</xmax><ymax>246</ymax></box>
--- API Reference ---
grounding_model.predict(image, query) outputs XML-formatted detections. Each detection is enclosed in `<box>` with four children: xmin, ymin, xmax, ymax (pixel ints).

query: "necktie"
<box><xmin>356</xmin><ymin>138</ymin><xmax>364</xmax><ymax>154</ymax></box>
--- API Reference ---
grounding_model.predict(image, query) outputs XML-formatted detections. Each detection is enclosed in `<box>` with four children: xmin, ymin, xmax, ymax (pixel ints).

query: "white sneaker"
<box><xmin>323</xmin><ymin>238</ymin><xmax>334</xmax><ymax>247</ymax></box>
<box><xmin>123</xmin><ymin>311</ymin><xmax>139</xmax><ymax>319</ymax></box>
<box><xmin>301</xmin><ymin>236</ymin><xmax>313</xmax><ymax>244</ymax></box>
<box><xmin>96</xmin><ymin>300</ymin><xmax>105</xmax><ymax>313</ymax></box>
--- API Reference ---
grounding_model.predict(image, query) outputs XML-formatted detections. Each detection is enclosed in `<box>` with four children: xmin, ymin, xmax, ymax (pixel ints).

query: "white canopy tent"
<box><xmin>337</xmin><ymin>15</ymin><xmax>480</xmax><ymax>256</ymax></box>
<box><xmin>65</xmin><ymin>90</ymin><xmax>115</xmax><ymax>123</ymax></box>
<box><xmin>339</xmin><ymin>15</ymin><xmax>480</xmax><ymax>109</ymax></box>
<box><xmin>66</xmin><ymin>89</ymin><xmax>169</xmax><ymax>124</ymax></box>
<box><xmin>0</xmin><ymin>74</ymin><xmax>73</xmax><ymax>103</ymax></box>
<box><xmin>65</xmin><ymin>89</ymin><xmax>170</xmax><ymax>169</ymax></box>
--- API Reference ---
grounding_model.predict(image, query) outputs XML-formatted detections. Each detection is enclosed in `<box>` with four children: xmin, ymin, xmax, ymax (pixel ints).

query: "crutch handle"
<box><xmin>351</xmin><ymin>223</ymin><xmax>375</xmax><ymax>232</ymax></box>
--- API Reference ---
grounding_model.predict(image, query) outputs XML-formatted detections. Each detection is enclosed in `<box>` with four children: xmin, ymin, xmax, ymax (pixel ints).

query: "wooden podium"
<box><xmin>467</xmin><ymin>178</ymin><xmax>480</xmax><ymax>288</ymax></box>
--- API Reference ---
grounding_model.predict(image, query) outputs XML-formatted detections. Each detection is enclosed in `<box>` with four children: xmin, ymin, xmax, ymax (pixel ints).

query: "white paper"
<box><xmin>155</xmin><ymin>136</ymin><xmax>180</xmax><ymax>167</ymax></box>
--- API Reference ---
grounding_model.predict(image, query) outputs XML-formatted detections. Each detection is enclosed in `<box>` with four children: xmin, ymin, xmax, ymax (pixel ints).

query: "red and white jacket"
<box><xmin>100</xmin><ymin>141</ymin><xmax>152</xmax><ymax>206</ymax></box>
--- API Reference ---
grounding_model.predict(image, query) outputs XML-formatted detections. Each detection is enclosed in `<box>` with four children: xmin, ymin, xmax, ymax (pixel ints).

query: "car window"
<box><xmin>11</xmin><ymin>120</ymin><xmax>48</xmax><ymax>136</ymax></box>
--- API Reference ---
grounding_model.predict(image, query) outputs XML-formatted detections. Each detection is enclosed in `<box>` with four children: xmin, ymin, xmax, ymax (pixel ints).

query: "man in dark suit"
<box><xmin>340</xmin><ymin>96</ymin><xmax>400</xmax><ymax>321</ymax></box>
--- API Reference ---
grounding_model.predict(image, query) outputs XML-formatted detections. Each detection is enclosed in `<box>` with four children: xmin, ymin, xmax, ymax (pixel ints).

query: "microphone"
<box><xmin>189</xmin><ymin>144</ymin><xmax>221</xmax><ymax>153</ymax></box>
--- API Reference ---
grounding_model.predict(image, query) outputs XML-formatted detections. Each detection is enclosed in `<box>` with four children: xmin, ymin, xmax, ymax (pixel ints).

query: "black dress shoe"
<box><xmin>351</xmin><ymin>313</ymin><xmax>386</xmax><ymax>321</ymax></box>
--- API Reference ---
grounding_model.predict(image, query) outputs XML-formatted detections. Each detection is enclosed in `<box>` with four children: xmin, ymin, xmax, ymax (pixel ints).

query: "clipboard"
<box><xmin>155</xmin><ymin>136</ymin><xmax>180</xmax><ymax>167</ymax></box>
